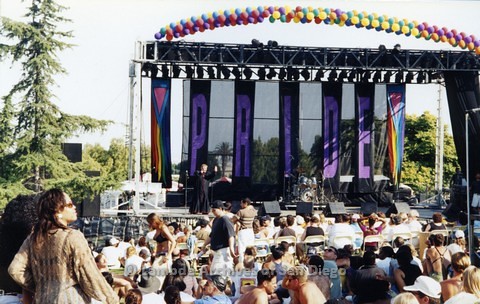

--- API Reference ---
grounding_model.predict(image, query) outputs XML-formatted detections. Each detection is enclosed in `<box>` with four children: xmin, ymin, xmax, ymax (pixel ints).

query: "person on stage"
<box><xmin>190</xmin><ymin>163</ymin><xmax>217</xmax><ymax>214</ymax></box>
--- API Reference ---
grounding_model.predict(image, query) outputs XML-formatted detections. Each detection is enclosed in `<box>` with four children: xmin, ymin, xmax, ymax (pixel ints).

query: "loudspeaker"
<box><xmin>443</xmin><ymin>202</ymin><xmax>461</xmax><ymax>222</ymax></box>
<box><xmin>81</xmin><ymin>195</ymin><xmax>101</xmax><ymax>217</ymax></box>
<box><xmin>259</xmin><ymin>201</ymin><xmax>281</xmax><ymax>217</ymax></box>
<box><xmin>324</xmin><ymin>202</ymin><xmax>346</xmax><ymax>216</ymax></box>
<box><xmin>385</xmin><ymin>202</ymin><xmax>410</xmax><ymax>217</ymax></box>
<box><xmin>166</xmin><ymin>193</ymin><xmax>184</xmax><ymax>207</ymax></box>
<box><xmin>361</xmin><ymin>201</ymin><xmax>378</xmax><ymax>216</ymax></box>
<box><xmin>62</xmin><ymin>143</ymin><xmax>82</xmax><ymax>163</ymax></box>
<box><xmin>296</xmin><ymin>202</ymin><xmax>314</xmax><ymax>215</ymax></box>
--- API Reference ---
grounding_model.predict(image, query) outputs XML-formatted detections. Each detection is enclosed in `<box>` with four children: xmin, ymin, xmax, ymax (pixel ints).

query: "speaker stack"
<box><xmin>259</xmin><ymin>201</ymin><xmax>282</xmax><ymax>217</ymax></box>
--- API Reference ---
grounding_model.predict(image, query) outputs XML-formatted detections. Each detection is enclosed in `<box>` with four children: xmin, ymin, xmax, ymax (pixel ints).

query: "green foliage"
<box><xmin>402</xmin><ymin>112</ymin><xmax>458</xmax><ymax>193</ymax></box>
<box><xmin>0</xmin><ymin>0</ymin><xmax>112</xmax><ymax>207</ymax></box>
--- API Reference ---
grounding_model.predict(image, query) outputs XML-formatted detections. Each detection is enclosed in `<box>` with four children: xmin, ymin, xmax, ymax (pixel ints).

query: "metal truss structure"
<box><xmin>136</xmin><ymin>41</ymin><xmax>480</xmax><ymax>83</ymax></box>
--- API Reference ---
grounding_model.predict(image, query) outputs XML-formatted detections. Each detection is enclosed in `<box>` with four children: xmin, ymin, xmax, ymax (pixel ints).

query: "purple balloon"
<box><xmin>437</xmin><ymin>29</ymin><xmax>444</xmax><ymax>36</ymax></box>
<box><xmin>204</xmin><ymin>23</ymin><xmax>210</xmax><ymax>29</ymax></box>
<box><xmin>456</xmin><ymin>34</ymin><xmax>463</xmax><ymax>41</ymax></box>
<box><xmin>154</xmin><ymin>32</ymin><xmax>162</xmax><ymax>39</ymax></box>
<box><xmin>279</xmin><ymin>7</ymin><xmax>286</xmax><ymax>14</ymax></box>
<box><xmin>258</xmin><ymin>16</ymin><xmax>264</xmax><ymax>23</ymax></box>
<box><xmin>417</xmin><ymin>24</ymin><xmax>425</xmax><ymax>31</ymax></box>
<box><xmin>248</xmin><ymin>16</ymin><xmax>255</xmax><ymax>23</ymax></box>
<box><xmin>183</xmin><ymin>28</ymin><xmax>190</xmax><ymax>35</ymax></box>
<box><xmin>464</xmin><ymin>36</ymin><xmax>472</xmax><ymax>44</ymax></box>
<box><xmin>224</xmin><ymin>19</ymin><xmax>231</xmax><ymax>26</ymax></box>
<box><xmin>474</xmin><ymin>40</ymin><xmax>480</xmax><ymax>47</ymax></box>
<box><xmin>174</xmin><ymin>32</ymin><xmax>180</xmax><ymax>38</ymax></box>
<box><xmin>446</xmin><ymin>31</ymin><xmax>453</xmax><ymax>39</ymax></box>
<box><xmin>214</xmin><ymin>20</ymin><xmax>221</xmax><ymax>27</ymax></box>
<box><xmin>193</xmin><ymin>26</ymin><xmax>199</xmax><ymax>31</ymax></box>
<box><xmin>268</xmin><ymin>6</ymin><xmax>275</xmax><ymax>13</ymax></box>
<box><xmin>335</xmin><ymin>8</ymin><xmax>343</xmax><ymax>16</ymax></box>
<box><xmin>427</xmin><ymin>26</ymin><xmax>434</xmax><ymax>34</ymax></box>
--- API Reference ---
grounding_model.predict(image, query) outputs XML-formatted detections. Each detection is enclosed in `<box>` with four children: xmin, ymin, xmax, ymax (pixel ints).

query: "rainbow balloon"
<box><xmin>154</xmin><ymin>6</ymin><xmax>480</xmax><ymax>54</ymax></box>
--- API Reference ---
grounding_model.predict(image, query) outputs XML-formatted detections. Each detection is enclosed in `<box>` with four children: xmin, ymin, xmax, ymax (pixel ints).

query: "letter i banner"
<box><xmin>233</xmin><ymin>81</ymin><xmax>255</xmax><ymax>185</ymax></box>
<box><xmin>151</xmin><ymin>79</ymin><xmax>172</xmax><ymax>187</ymax></box>
<box><xmin>189</xmin><ymin>80</ymin><xmax>211</xmax><ymax>175</ymax></box>
<box><xmin>386</xmin><ymin>84</ymin><xmax>406</xmax><ymax>187</ymax></box>
<box><xmin>280</xmin><ymin>82</ymin><xmax>300</xmax><ymax>179</ymax></box>
<box><xmin>322</xmin><ymin>83</ymin><xmax>342</xmax><ymax>192</ymax></box>
<box><xmin>355</xmin><ymin>83</ymin><xmax>375</xmax><ymax>193</ymax></box>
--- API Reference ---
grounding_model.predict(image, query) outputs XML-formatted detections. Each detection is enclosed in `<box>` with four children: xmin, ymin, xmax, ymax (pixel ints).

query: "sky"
<box><xmin>1</xmin><ymin>0</ymin><xmax>480</xmax><ymax>163</ymax></box>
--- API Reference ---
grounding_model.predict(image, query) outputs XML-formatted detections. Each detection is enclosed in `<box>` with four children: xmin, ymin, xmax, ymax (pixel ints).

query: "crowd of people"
<box><xmin>1</xmin><ymin>190</ymin><xmax>480</xmax><ymax>304</ymax></box>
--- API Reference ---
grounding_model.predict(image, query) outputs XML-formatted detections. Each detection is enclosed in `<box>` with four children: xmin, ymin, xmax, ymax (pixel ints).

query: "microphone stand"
<box><xmin>185</xmin><ymin>170</ymin><xmax>189</xmax><ymax>212</ymax></box>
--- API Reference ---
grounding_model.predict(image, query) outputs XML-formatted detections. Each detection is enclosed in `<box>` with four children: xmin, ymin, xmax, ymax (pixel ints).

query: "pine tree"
<box><xmin>0</xmin><ymin>0</ymin><xmax>110</xmax><ymax>205</ymax></box>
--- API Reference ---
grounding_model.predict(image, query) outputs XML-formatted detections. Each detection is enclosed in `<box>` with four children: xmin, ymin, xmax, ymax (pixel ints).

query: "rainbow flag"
<box><xmin>151</xmin><ymin>79</ymin><xmax>172</xmax><ymax>187</ymax></box>
<box><xmin>386</xmin><ymin>84</ymin><xmax>406</xmax><ymax>187</ymax></box>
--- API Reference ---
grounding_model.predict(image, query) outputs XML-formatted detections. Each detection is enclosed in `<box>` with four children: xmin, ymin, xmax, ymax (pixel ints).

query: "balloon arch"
<box><xmin>154</xmin><ymin>5</ymin><xmax>480</xmax><ymax>54</ymax></box>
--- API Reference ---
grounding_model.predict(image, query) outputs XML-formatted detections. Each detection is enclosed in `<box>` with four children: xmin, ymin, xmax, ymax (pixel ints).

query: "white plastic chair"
<box><xmin>330</xmin><ymin>233</ymin><xmax>355</xmax><ymax>249</ymax></box>
<box><xmin>303</xmin><ymin>235</ymin><xmax>326</xmax><ymax>252</ymax></box>
<box><xmin>362</xmin><ymin>235</ymin><xmax>385</xmax><ymax>252</ymax></box>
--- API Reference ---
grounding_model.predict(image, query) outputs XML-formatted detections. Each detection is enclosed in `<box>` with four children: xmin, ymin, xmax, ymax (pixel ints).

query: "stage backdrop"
<box><xmin>176</xmin><ymin>79</ymin><xmax>404</xmax><ymax>203</ymax></box>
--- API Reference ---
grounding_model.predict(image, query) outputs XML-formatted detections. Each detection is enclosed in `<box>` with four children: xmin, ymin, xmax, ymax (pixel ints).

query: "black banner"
<box><xmin>323</xmin><ymin>82</ymin><xmax>342</xmax><ymax>192</ymax></box>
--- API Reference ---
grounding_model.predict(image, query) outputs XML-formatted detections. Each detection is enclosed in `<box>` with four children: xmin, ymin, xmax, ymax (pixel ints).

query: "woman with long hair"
<box><xmin>445</xmin><ymin>266</ymin><xmax>480</xmax><ymax>303</ymax></box>
<box><xmin>146</xmin><ymin>213</ymin><xmax>176</xmax><ymax>258</ymax></box>
<box><xmin>125</xmin><ymin>288</ymin><xmax>143</xmax><ymax>304</ymax></box>
<box><xmin>8</xmin><ymin>189</ymin><xmax>118</xmax><ymax>303</ymax></box>
<box><xmin>440</xmin><ymin>252</ymin><xmax>471</xmax><ymax>302</ymax></box>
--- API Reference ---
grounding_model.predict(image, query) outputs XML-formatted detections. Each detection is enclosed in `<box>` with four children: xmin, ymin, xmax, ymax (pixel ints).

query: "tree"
<box><xmin>401</xmin><ymin>111</ymin><xmax>458</xmax><ymax>193</ymax></box>
<box><xmin>0</xmin><ymin>0</ymin><xmax>109</xmax><ymax>207</ymax></box>
<box><xmin>214</xmin><ymin>142</ymin><xmax>233</xmax><ymax>177</ymax></box>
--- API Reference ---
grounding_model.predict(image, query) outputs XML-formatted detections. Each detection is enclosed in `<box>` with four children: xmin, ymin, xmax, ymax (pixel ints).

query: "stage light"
<box><xmin>416</xmin><ymin>71</ymin><xmax>425</xmax><ymax>83</ymax></box>
<box><xmin>266</xmin><ymin>68</ymin><xmax>277</xmax><ymax>79</ymax></box>
<box><xmin>258</xmin><ymin>67</ymin><xmax>266</xmax><ymax>80</ymax></box>
<box><xmin>267</xmin><ymin>40</ymin><xmax>278</xmax><ymax>47</ymax></box>
<box><xmin>405</xmin><ymin>71</ymin><xmax>414</xmax><ymax>83</ymax></box>
<box><xmin>361</xmin><ymin>70</ymin><xmax>371</xmax><ymax>83</ymax></box>
<box><xmin>172</xmin><ymin>65</ymin><xmax>181</xmax><ymax>78</ymax></box>
<box><xmin>378</xmin><ymin>44</ymin><xmax>387</xmax><ymax>52</ymax></box>
<box><xmin>328</xmin><ymin>69</ymin><xmax>337</xmax><ymax>82</ymax></box>
<box><xmin>392</xmin><ymin>44</ymin><xmax>401</xmax><ymax>55</ymax></box>
<box><xmin>207</xmin><ymin>66</ymin><xmax>216</xmax><ymax>79</ymax></box>
<box><xmin>221</xmin><ymin>66</ymin><xmax>231</xmax><ymax>79</ymax></box>
<box><xmin>395</xmin><ymin>70</ymin><xmax>403</xmax><ymax>83</ymax></box>
<box><xmin>251</xmin><ymin>39</ymin><xmax>264</xmax><ymax>48</ymax></box>
<box><xmin>314</xmin><ymin>70</ymin><xmax>324</xmax><ymax>81</ymax></box>
<box><xmin>338</xmin><ymin>70</ymin><xmax>348</xmax><ymax>82</ymax></box>
<box><xmin>287</xmin><ymin>66</ymin><xmax>295</xmax><ymax>81</ymax></box>
<box><xmin>185</xmin><ymin>66</ymin><xmax>194</xmax><ymax>78</ymax></box>
<box><xmin>278</xmin><ymin>68</ymin><xmax>287</xmax><ymax>80</ymax></box>
<box><xmin>141</xmin><ymin>62</ymin><xmax>153</xmax><ymax>77</ymax></box>
<box><xmin>232</xmin><ymin>67</ymin><xmax>241</xmax><ymax>79</ymax></box>
<box><xmin>384</xmin><ymin>71</ymin><xmax>392</xmax><ymax>83</ymax></box>
<box><xmin>372</xmin><ymin>70</ymin><xmax>382</xmax><ymax>82</ymax></box>
<box><xmin>347</xmin><ymin>70</ymin><xmax>356</xmax><ymax>82</ymax></box>
<box><xmin>196</xmin><ymin>66</ymin><xmax>204</xmax><ymax>79</ymax></box>
<box><xmin>301</xmin><ymin>68</ymin><xmax>310</xmax><ymax>81</ymax></box>
<box><xmin>161</xmin><ymin>65</ymin><xmax>169</xmax><ymax>78</ymax></box>
<box><xmin>292</xmin><ymin>69</ymin><xmax>300</xmax><ymax>81</ymax></box>
<box><xmin>243</xmin><ymin>67</ymin><xmax>253</xmax><ymax>80</ymax></box>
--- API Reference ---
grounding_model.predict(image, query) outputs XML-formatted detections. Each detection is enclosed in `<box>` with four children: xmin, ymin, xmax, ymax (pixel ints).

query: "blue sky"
<box><xmin>1</xmin><ymin>0</ymin><xmax>479</xmax><ymax>162</ymax></box>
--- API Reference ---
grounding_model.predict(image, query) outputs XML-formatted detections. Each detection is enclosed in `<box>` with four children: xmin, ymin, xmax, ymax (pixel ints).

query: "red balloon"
<box><xmin>166</xmin><ymin>28</ymin><xmax>173</xmax><ymax>36</ymax></box>
<box><xmin>263</xmin><ymin>10</ymin><xmax>270</xmax><ymax>17</ymax></box>
<box><xmin>315</xmin><ymin>17</ymin><xmax>322</xmax><ymax>24</ymax></box>
<box><xmin>296</xmin><ymin>6</ymin><xmax>302</xmax><ymax>12</ymax></box>
<box><xmin>230</xmin><ymin>13</ymin><xmax>237</xmax><ymax>21</ymax></box>
<box><xmin>243</xmin><ymin>19</ymin><xmax>248</xmax><ymax>25</ymax></box>
<box><xmin>186</xmin><ymin>21</ymin><xmax>194</xmax><ymax>29</ymax></box>
<box><xmin>288</xmin><ymin>11</ymin><xmax>295</xmax><ymax>19</ymax></box>
<box><xmin>166</xmin><ymin>34</ymin><xmax>173</xmax><ymax>41</ymax></box>
<box><xmin>175</xmin><ymin>24</ymin><xmax>183</xmax><ymax>32</ymax></box>
<box><xmin>241</xmin><ymin>11</ymin><xmax>249</xmax><ymax>19</ymax></box>
<box><xmin>251</xmin><ymin>10</ymin><xmax>259</xmax><ymax>18</ymax></box>
<box><xmin>218</xmin><ymin>15</ymin><xmax>226</xmax><ymax>23</ymax></box>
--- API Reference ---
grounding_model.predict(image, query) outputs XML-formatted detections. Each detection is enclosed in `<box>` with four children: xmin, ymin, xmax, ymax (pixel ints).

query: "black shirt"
<box><xmin>209</xmin><ymin>215</ymin><xmax>235</xmax><ymax>251</ymax></box>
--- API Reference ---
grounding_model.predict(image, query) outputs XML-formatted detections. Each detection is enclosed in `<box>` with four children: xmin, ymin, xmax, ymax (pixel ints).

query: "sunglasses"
<box><xmin>325</xmin><ymin>248</ymin><xmax>337</xmax><ymax>254</ymax></box>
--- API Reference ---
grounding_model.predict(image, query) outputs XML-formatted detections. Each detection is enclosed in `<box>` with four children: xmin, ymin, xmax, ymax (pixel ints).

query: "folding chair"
<box><xmin>303</xmin><ymin>235</ymin><xmax>326</xmax><ymax>253</ymax></box>
<box><xmin>391</xmin><ymin>232</ymin><xmax>413</xmax><ymax>247</ymax></box>
<box><xmin>362</xmin><ymin>235</ymin><xmax>385</xmax><ymax>253</ymax></box>
<box><xmin>254</xmin><ymin>238</ymin><xmax>271</xmax><ymax>262</ymax></box>
<box><xmin>274</xmin><ymin>236</ymin><xmax>297</xmax><ymax>255</ymax></box>
<box><xmin>330</xmin><ymin>233</ymin><xmax>355</xmax><ymax>249</ymax></box>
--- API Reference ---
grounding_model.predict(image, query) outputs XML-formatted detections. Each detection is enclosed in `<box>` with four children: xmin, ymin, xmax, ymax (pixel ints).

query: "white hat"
<box><xmin>109</xmin><ymin>237</ymin><xmax>120</xmax><ymax>245</ymax></box>
<box><xmin>455</xmin><ymin>230</ymin><xmax>465</xmax><ymax>239</ymax></box>
<box><xmin>404</xmin><ymin>276</ymin><xmax>441</xmax><ymax>298</ymax></box>
<box><xmin>409</xmin><ymin>210</ymin><xmax>420</xmax><ymax>217</ymax></box>
<box><xmin>296</xmin><ymin>215</ymin><xmax>305</xmax><ymax>225</ymax></box>
<box><xmin>352</xmin><ymin>214</ymin><xmax>360</xmax><ymax>220</ymax></box>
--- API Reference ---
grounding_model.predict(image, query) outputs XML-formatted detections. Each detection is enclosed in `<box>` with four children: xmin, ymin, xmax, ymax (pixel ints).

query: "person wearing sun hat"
<box><xmin>137</xmin><ymin>268</ymin><xmax>163</xmax><ymax>303</ymax></box>
<box><xmin>403</xmin><ymin>276</ymin><xmax>441</xmax><ymax>304</ymax></box>
<box><xmin>184</xmin><ymin>275</ymin><xmax>231</xmax><ymax>304</ymax></box>
<box><xmin>447</xmin><ymin>230</ymin><xmax>466</xmax><ymax>255</ymax></box>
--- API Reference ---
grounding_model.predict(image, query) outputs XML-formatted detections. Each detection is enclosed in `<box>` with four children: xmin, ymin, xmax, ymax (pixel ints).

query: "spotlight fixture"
<box><xmin>300</xmin><ymin>68</ymin><xmax>310</xmax><ymax>81</ymax></box>
<box><xmin>392</xmin><ymin>44</ymin><xmax>402</xmax><ymax>55</ymax></box>
<box><xmin>267</xmin><ymin>40</ymin><xmax>279</xmax><ymax>47</ymax></box>
<box><xmin>328</xmin><ymin>69</ymin><xmax>338</xmax><ymax>82</ymax></box>
<box><xmin>384</xmin><ymin>71</ymin><xmax>392</xmax><ymax>83</ymax></box>
<box><xmin>378</xmin><ymin>44</ymin><xmax>387</xmax><ymax>52</ymax></box>
<box><xmin>258</xmin><ymin>67</ymin><xmax>266</xmax><ymax>80</ymax></box>
<box><xmin>150</xmin><ymin>65</ymin><xmax>159</xmax><ymax>78</ymax></box>
<box><xmin>172</xmin><ymin>65</ymin><xmax>181</xmax><ymax>78</ymax></box>
<box><xmin>185</xmin><ymin>66</ymin><xmax>194</xmax><ymax>78</ymax></box>
<box><xmin>161</xmin><ymin>65</ymin><xmax>169</xmax><ymax>78</ymax></box>
<box><xmin>278</xmin><ymin>68</ymin><xmax>287</xmax><ymax>80</ymax></box>
<box><xmin>251</xmin><ymin>39</ymin><xmax>264</xmax><ymax>48</ymax></box>
<box><xmin>207</xmin><ymin>66</ymin><xmax>215</xmax><ymax>79</ymax></box>
<box><xmin>405</xmin><ymin>71</ymin><xmax>414</xmax><ymax>83</ymax></box>
<box><xmin>196</xmin><ymin>66</ymin><xmax>204</xmax><ymax>79</ymax></box>
<box><xmin>266</xmin><ymin>68</ymin><xmax>277</xmax><ymax>80</ymax></box>
<box><xmin>292</xmin><ymin>69</ymin><xmax>300</xmax><ymax>81</ymax></box>
<box><xmin>361</xmin><ymin>70</ymin><xmax>371</xmax><ymax>83</ymax></box>
<box><xmin>338</xmin><ymin>70</ymin><xmax>348</xmax><ymax>82</ymax></box>
<box><xmin>416</xmin><ymin>71</ymin><xmax>425</xmax><ymax>83</ymax></box>
<box><xmin>395</xmin><ymin>70</ymin><xmax>404</xmax><ymax>83</ymax></box>
<box><xmin>243</xmin><ymin>67</ymin><xmax>253</xmax><ymax>80</ymax></box>
<box><xmin>372</xmin><ymin>70</ymin><xmax>382</xmax><ymax>83</ymax></box>
<box><xmin>314</xmin><ymin>70</ymin><xmax>324</xmax><ymax>81</ymax></box>
<box><xmin>287</xmin><ymin>66</ymin><xmax>295</xmax><ymax>81</ymax></box>
<box><xmin>347</xmin><ymin>70</ymin><xmax>356</xmax><ymax>82</ymax></box>
<box><xmin>221</xmin><ymin>66</ymin><xmax>231</xmax><ymax>79</ymax></box>
<box><xmin>141</xmin><ymin>62</ymin><xmax>153</xmax><ymax>77</ymax></box>
<box><xmin>232</xmin><ymin>67</ymin><xmax>241</xmax><ymax>79</ymax></box>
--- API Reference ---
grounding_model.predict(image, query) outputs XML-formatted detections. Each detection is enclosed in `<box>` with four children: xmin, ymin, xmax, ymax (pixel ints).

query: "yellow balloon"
<box><xmin>296</xmin><ymin>12</ymin><xmax>304</xmax><ymax>19</ymax></box>
<box><xmin>371</xmin><ymin>19</ymin><xmax>380</xmax><ymax>28</ymax></box>
<box><xmin>381</xmin><ymin>21</ymin><xmax>390</xmax><ymax>30</ymax></box>
<box><xmin>293</xmin><ymin>16</ymin><xmax>300</xmax><ymax>23</ymax></box>
<box><xmin>319</xmin><ymin>11</ymin><xmax>327</xmax><ymax>20</ymax></box>
<box><xmin>341</xmin><ymin>13</ymin><xmax>348</xmax><ymax>21</ymax></box>
<box><xmin>307</xmin><ymin>6</ymin><xmax>313</xmax><ymax>12</ymax></box>
<box><xmin>475</xmin><ymin>46</ymin><xmax>480</xmax><ymax>55</ymax></box>
<box><xmin>468</xmin><ymin>42</ymin><xmax>475</xmax><ymax>51</ymax></box>
<box><xmin>411</xmin><ymin>28</ymin><xmax>419</xmax><ymax>36</ymax></box>
<box><xmin>352</xmin><ymin>10</ymin><xmax>359</xmax><ymax>16</ymax></box>
<box><xmin>391</xmin><ymin>23</ymin><xmax>400</xmax><ymax>32</ymax></box>
<box><xmin>459</xmin><ymin>40</ymin><xmax>466</xmax><ymax>49</ymax></box>
<box><xmin>440</xmin><ymin>36</ymin><xmax>448</xmax><ymax>42</ymax></box>
<box><xmin>449</xmin><ymin>37</ymin><xmax>456</xmax><ymax>45</ymax></box>
<box><xmin>329</xmin><ymin>12</ymin><xmax>337</xmax><ymax>19</ymax></box>
<box><xmin>339</xmin><ymin>21</ymin><xmax>345</xmax><ymax>27</ymax></box>
<box><xmin>285</xmin><ymin>6</ymin><xmax>292</xmax><ymax>13</ymax></box>
<box><xmin>361</xmin><ymin>18</ymin><xmax>370</xmax><ymax>27</ymax></box>
<box><xmin>351</xmin><ymin>16</ymin><xmax>359</xmax><ymax>25</ymax></box>
<box><xmin>401</xmin><ymin>25</ymin><xmax>410</xmax><ymax>34</ymax></box>
<box><xmin>272</xmin><ymin>11</ymin><xmax>281</xmax><ymax>19</ymax></box>
<box><xmin>306</xmin><ymin>12</ymin><xmax>314</xmax><ymax>20</ymax></box>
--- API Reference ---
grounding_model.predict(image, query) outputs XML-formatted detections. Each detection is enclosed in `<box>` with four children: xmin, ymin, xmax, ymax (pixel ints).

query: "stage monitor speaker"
<box><xmin>296</xmin><ymin>202</ymin><xmax>314</xmax><ymax>215</ymax></box>
<box><xmin>443</xmin><ymin>202</ymin><xmax>461</xmax><ymax>222</ymax></box>
<box><xmin>166</xmin><ymin>193</ymin><xmax>184</xmax><ymax>207</ymax></box>
<box><xmin>259</xmin><ymin>201</ymin><xmax>281</xmax><ymax>217</ymax></box>
<box><xmin>62</xmin><ymin>143</ymin><xmax>82</xmax><ymax>163</ymax></box>
<box><xmin>82</xmin><ymin>195</ymin><xmax>100</xmax><ymax>217</ymax></box>
<box><xmin>361</xmin><ymin>201</ymin><xmax>378</xmax><ymax>216</ymax></box>
<box><xmin>385</xmin><ymin>202</ymin><xmax>410</xmax><ymax>217</ymax></box>
<box><xmin>324</xmin><ymin>202</ymin><xmax>346</xmax><ymax>216</ymax></box>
